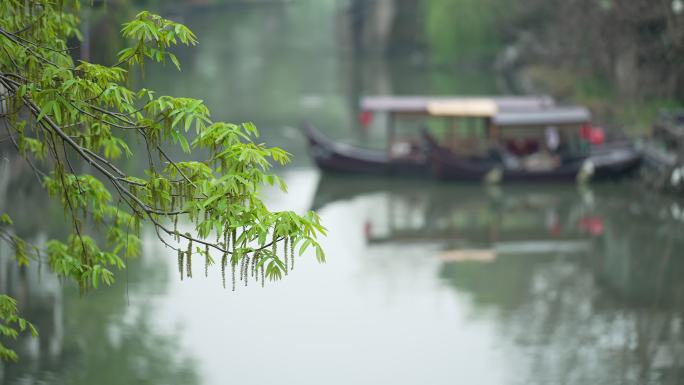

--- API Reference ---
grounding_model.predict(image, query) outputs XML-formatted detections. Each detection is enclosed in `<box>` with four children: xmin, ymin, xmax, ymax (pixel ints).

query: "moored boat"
<box><xmin>421</xmin><ymin>107</ymin><xmax>642</xmax><ymax>182</ymax></box>
<box><xmin>302</xmin><ymin>122</ymin><xmax>426</xmax><ymax>175</ymax></box>
<box><xmin>304</xmin><ymin>95</ymin><xmax>641</xmax><ymax>182</ymax></box>
<box><xmin>303</xmin><ymin>95</ymin><xmax>556</xmax><ymax>175</ymax></box>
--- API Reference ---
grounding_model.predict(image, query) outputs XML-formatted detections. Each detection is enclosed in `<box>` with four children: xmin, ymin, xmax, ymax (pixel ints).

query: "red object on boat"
<box><xmin>579</xmin><ymin>124</ymin><xmax>605</xmax><ymax>145</ymax></box>
<box><xmin>588</xmin><ymin>126</ymin><xmax>605</xmax><ymax>145</ymax></box>
<box><xmin>359</xmin><ymin>110</ymin><xmax>374</xmax><ymax>127</ymax></box>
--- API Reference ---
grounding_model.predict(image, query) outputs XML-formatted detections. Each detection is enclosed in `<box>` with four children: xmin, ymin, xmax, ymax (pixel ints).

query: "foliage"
<box><xmin>0</xmin><ymin>295</ymin><xmax>38</xmax><ymax>361</ymax></box>
<box><xmin>425</xmin><ymin>0</ymin><xmax>510</xmax><ymax>62</ymax></box>
<box><xmin>0</xmin><ymin>0</ymin><xmax>325</xmax><ymax>359</ymax></box>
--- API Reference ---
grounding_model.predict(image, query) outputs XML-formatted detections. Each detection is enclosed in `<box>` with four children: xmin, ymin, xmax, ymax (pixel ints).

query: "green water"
<box><xmin>3</xmin><ymin>2</ymin><xmax>684</xmax><ymax>384</ymax></box>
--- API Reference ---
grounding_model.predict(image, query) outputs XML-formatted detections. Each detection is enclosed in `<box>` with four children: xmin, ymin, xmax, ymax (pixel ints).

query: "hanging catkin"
<box><xmin>224</xmin><ymin>228</ymin><xmax>230</xmax><ymax>250</ymax></box>
<box><xmin>284</xmin><ymin>237</ymin><xmax>289</xmax><ymax>275</ymax></box>
<box><xmin>260</xmin><ymin>263</ymin><xmax>265</xmax><ymax>288</ymax></box>
<box><xmin>231</xmin><ymin>229</ymin><xmax>237</xmax><ymax>291</ymax></box>
<box><xmin>243</xmin><ymin>256</ymin><xmax>250</xmax><ymax>287</ymax></box>
<box><xmin>221</xmin><ymin>253</ymin><xmax>227</xmax><ymax>289</ymax></box>
<box><xmin>178</xmin><ymin>249</ymin><xmax>184</xmax><ymax>281</ymax></box>
<box><xmin>290</xmin><ymin>238</ymin><xmax>295</xmax><ymax>271</ymax></box>
<box><xmin>251</xmin><ymin>252</ymin><xmax>258</xmax><ymax>278</ymax></box>
<box><xmin>173</xmin><ymin>213</ymin><xmax>178</xmax><ymax>236</ymax></box>
<box><xmin>186</xmin><ymin>239</ymin><xmax>193</xmax><ymax>278</ymax></box>
<box><xmin>231</xmin><ymin>258</ymin><xmax>236</xmax><ymax>292</ymax></box>
<box><xmin>205</xmin><ymin>244</ymin><xmax>210</xmax><ymax>278</ymax></box>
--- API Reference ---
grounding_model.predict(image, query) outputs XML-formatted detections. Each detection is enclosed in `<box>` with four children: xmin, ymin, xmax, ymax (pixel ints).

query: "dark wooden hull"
<box><xmin>302</xmin><ymin>123</ymin><xmax>641</xmax><ymax>181</ymax></box>
<box><xmin>422</xmin><ymin>132</ymin><xmax>642</xmax><ymax>182</ymax></box>
<box><xmin>302</xmin><ymin>123</ymin><xmax>426</xmax><ymax>175</ymax></box>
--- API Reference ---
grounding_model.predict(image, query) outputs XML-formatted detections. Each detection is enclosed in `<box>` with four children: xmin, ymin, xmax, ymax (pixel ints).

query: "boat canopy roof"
<box><xmin>426</xmin><ymin>99</ymin><xmax>498</xmax><ymax>117</ymax></box>
<box><xmin>360</xmin><ymin>95</ymin><xmax>555</xmax><ymax>116</ymax></box>
<box><xmin>492</xmin><ymin>107</ymin><xmax>591</xmax><ymax>127</ymax></box>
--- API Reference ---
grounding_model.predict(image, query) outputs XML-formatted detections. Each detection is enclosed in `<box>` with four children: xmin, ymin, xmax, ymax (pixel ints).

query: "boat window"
<box><xmin>499</xmin><ymin>124</ymin><xmax>589</xmax><ymax>152</ymax></box>
<box><xmin>433</xmin><ymin>117</ymin><xmax>492</xmax><ymax>156</ymax></box>
<box><xmin>387</xmin><ymin>115</ymin><xmax>434</xmax><ymax>160</ymax></box>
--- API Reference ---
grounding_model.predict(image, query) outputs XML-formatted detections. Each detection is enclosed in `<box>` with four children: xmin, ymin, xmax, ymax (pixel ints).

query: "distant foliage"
<box><xmin>0</xmin><ymin>0</ymin><xmax>325</xmax><ymax>360</ymax></box>
<box><xmin>425</xmin><ymin>0</ymin><xmax>509</xmax><ymax>61</ymax></box>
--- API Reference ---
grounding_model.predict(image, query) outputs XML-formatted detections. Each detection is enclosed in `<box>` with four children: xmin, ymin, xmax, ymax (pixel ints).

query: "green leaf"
<box><xmin>0</xmin><ymin>214</ymin><xmax>12</xmax><ymax>225</ymax></box>
<box><xmin>168</xmin><ymin>52</ymin><xmax>181</xmax><ymax>71</ymax></box>
<box><xmin>178</xmin><ymin>133</ymin><xmax>190</xmax><ymax>153</ymax></box>
<box><xmin>315</xmin><ymin>245</ymin><xmax>326</xmax><ymax>263</ymax></box>
<box><xmin>52</xmin><ymin>101</ymin><xmax>62</xmax><ymax>124</ymax></box>
<box><xmin>37</xmin><ymin>101</ymin><xmax>55</xmax><ymax>122</ymax></box>
<box><xmin>299</xmin><ymin>239</ymin><xmax>311</xmax><ymax>255</ymax></box>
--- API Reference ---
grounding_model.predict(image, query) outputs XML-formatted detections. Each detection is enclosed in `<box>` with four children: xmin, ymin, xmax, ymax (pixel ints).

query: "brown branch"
<box><xmin>0</xmin><ymin>26</ymin><xmax>74</xmax><ymax>54</ymax></box>
<box><xmin>0</xmin><ymin>28</ymin><xmax>61</xmax><ymax>68</ymax></box>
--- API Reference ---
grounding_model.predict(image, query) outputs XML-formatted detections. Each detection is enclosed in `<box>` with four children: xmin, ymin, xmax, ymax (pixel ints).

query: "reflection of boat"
<box><xmin>312</xmin><ymin>168</ymin><xmax>684</xmax><ymax>380</ymax></box>
<box><xmin>437</xmin><ymin>240</ymin><xmax>593</xmax><ymax>263</ymax></box>
<box><xmin>312</xmin><ymin>175</ymin><xmax>597</xmax><ymax>254</ymax></box>
<box><xmin>438</xmin><ymin>249</ymin><xmax>496</xmax><ymax>262</ymax></box>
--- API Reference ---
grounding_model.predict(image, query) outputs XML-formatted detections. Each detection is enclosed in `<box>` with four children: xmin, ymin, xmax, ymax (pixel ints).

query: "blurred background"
<box><xmin>3</xmin><ymin>0</ymin><xmax>684</xmax><ymax>384</ymax></box>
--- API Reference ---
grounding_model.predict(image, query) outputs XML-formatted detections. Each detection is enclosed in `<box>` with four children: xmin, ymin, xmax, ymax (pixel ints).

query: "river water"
<box><xmin>3</xmin><ymin>2</ymin><xmax>684</xmax><ymax>384</ymax></box>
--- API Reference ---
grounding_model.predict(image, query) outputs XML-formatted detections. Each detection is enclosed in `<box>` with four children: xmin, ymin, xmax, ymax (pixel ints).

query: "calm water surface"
<box><xmin>2</xmin><ymin>2</ymin><xmax>684</xmax><ymax>384</ymax></box>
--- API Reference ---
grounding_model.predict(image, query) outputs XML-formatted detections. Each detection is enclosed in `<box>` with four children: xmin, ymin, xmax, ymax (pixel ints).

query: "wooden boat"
<box><xmin>422</xmin><ymin>107</ymin><xmax>642</xmax><ymax>182</ymax></box>
<box><xmin>303</xmin><ymin>95</ymin><xmax>555</xmax><ymax>175</ymax></box>
<box><xmin>302</xmin><ymin>122</ymin><xmax>426</xmax><ymax>175</ymax></box>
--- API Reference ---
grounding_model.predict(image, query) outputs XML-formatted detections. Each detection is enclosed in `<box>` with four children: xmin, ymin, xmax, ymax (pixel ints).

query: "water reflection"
<box><xmin>0</xmin><ymin>145</ymin><xmax>200</xmax><ymax>384</ymax></box>
<box><xmin>4</xmin><ymin>168</ymin><xmax>684</xmax><ymax>384</ymax></box>
<box><xmin>314</xmin><ymin>175</ymin><xmax>684</xmax><ymax>385</ymax></box>
<box><xmin>1</xmin><ymin>232</ymin><xmax>200</xmax><ymax>385</ymax></box>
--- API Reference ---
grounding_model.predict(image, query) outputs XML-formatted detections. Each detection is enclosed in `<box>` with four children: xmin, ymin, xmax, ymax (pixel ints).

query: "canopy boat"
<box><xmin>421</xmin><ymin>105</ymin><xmax>642</xmax><ymax>182</ymax></box>
<box><xmin>303</xmin><ymin>95</ymin><xmax>555</xmax><ymax>175</ymax></box>
<box><xmin>302</xmin><ymin>122</ymin><xmax>426</xmax><ymax>175</ymax></box>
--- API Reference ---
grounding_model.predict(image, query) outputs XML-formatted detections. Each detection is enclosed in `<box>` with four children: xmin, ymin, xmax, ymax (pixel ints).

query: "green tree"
<box><xmin>0</xmin><ymin>0</ymin><xmax>325</xmax><ymax>360</ymax></box>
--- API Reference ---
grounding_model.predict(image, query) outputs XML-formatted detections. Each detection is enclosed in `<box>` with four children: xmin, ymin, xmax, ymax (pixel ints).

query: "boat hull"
<box><xmin>423</xmin><ymin>133</ymin><xmax>642</xmax><ymax>182</ymax></box>
<box><xmin>302</xmin><ymin>123</ymin><xmax>426</xmax><ymax>175</ymax></box>
<box><xmin>302</xmin><ymin>123</ymin><xmax>642</xmax><ymax>182</ymax></box>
